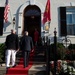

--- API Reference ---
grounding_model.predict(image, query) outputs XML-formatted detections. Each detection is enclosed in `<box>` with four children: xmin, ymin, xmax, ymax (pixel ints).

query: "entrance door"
<box><xmin>23</xmin><ymin>5</ymin><xmax>41</xmax><ymax>40</ymax></box>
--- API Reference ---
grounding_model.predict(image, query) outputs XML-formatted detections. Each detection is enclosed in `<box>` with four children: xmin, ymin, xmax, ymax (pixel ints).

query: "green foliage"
<box><xmin>50</xmin><ymin>43</ymin><xmax>75</xmax><ymax>60</ymax></box>
<box><xmin>0</xmin><ymin>43</ymin><xmax>6</xmax><ymax>62</ymax></box>
<box><xmin>50</xmin><ymin>43</ymin><xmax>65</xmax><ymax>49</ymax></box>
<box><xmin>57</xmin><ymin>43</ymin><xmax>65</xmax><ymax>49</ymax></box>
<box><xmin>50</xmin><ymin>43</ymin><xmax>66</xmax><ymax>60</ymax></box>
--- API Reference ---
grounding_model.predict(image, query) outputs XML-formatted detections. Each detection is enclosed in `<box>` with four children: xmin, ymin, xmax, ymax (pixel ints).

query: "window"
<box><xmin>66</xmin><ymin>7</ymin><xmax>75</xmax><ymax>35</ymax></box>
<box><xmin>60</xmin><ymin>7</ymin><xmax>75</xmax><ymax>36</ymax></box>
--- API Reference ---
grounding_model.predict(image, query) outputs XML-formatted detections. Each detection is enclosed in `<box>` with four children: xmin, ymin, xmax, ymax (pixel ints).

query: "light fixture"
<box><xmin>45</xmin><ymin>25</ymin><xmax>49</xmax><ymax>31</ymax></box>
<box><xmin>45</xmin><ymin>22</ymin><xmax>50</xmax><ymax>31</ymax></box>
<box><xmin>13</xmin><ymin>17</ymin><xmax>15</xmax><ymax>24</ymax></box>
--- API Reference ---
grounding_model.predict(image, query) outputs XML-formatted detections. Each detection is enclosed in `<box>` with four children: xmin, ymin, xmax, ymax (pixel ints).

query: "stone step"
<box><xmin>0</xmin><ymin>46</ymin><xmax>49</xmax><ymax>75</ymax></box>
<box><xmin>0</xmin><ymin>65</ymin><xmax>6</xmax><ymax>75</ymax></box>
<box><xmin>29</xmin><ymin>64</ymin><xmax>46</xmax><ymax>75</ymax></box>
<box><xmin>0</xmin><ymin>63</ymin><xmax>52</xmax><ymax>75</ymax></box>
<box><xmin>16</xmin><ymin>51</ymin><xmax>46</xmax><ymax>63</ymax></box>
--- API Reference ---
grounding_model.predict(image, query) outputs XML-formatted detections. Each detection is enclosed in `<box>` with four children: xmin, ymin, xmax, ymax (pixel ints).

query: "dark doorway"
<box><xmin>23</xmin><ymin>5</ymin><xmax>41</xmax><ymax>40</ymax></box>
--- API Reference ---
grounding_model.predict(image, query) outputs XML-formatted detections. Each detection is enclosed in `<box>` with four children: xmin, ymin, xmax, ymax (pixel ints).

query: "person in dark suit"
<box><xmin>20</xmin><ymin>31</ymin><xmax>34</xmax><ymax>68</ymax></box>
<box><xmin>5</xmin><ymin>29</ymin><xmax>19</xmax><ymax>69</ymax></box>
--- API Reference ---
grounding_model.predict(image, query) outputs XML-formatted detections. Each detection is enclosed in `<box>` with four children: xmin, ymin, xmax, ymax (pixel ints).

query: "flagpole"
<box><xmin>42</xmin><ymin>0</ymin><xmax>51</xmax><ymax>75</ymax></box>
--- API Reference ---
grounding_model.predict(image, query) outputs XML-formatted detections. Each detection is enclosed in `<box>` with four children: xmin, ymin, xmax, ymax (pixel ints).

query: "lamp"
<box><xmin>45</xmin><ymin>22</ymin><xmax>50</xmax><ymax>31</ymax></box>
<box><xmin>13</xmin><ymin>17</ymin><xmax>15</xmax><ymax>24</ymax></box>
<box><xmin>45</xmin><ymin>25</ymin><xmax>49</xmax><ymax>31</ymax></box>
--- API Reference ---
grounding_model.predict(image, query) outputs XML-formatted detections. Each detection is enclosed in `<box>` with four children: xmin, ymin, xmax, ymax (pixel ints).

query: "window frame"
<box><xmin>66</xmin><ymin>7</ymin><xmax>75</xmax><ymax>35</ymax></box>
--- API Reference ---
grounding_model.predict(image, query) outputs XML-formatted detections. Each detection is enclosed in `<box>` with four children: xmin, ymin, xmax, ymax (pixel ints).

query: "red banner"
<box><xmin>43</xmin><ymin>0</ymin><xmax>51</xmax><ymax>24</ymax></box>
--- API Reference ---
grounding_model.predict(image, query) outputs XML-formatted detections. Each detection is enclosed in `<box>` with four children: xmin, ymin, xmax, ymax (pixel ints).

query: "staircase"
<box><xmin>0</xmin><ymin>46</ymin><xmax>52</xmax><ymax>75</ymax></box>
<box><xmin>29</xmin><ymin>46</ymin><xmax>47</xmax><ymax>75</ymax></box>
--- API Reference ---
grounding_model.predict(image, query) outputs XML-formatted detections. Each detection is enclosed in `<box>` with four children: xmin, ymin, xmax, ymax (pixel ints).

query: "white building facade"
<box><xmin>0</xmin><ymin>0</ymin><xmax>75</xmax><ymax>45</ymax></box>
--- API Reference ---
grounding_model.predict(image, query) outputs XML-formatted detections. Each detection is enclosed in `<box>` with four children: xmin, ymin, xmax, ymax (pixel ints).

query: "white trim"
<box><xmin>17</xmin><ymin>1</ymin><xmax>44</xmax><ymax>35</ymax></box>
<box><xmin>64</xmin><ymin>2</ymin><xmax>75</xmax><ymax>6</ymax></box>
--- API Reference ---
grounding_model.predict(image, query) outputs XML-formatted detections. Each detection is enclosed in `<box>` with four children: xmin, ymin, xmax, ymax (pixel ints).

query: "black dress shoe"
<box><xmin>6</xmin><ymin>69</ymin><xmax>8</xmax><ymax>74</ymax></box>
<box><xmin>12</xmin><ymin>64</ymin><xmax>16</xmax><ymax>68</ymax></box>
<box><xmin>6</xmin><ymin>67</ymin><xmax>10</xmax><ymax>69</ymax></box>
<box><xmin>6</xmin><ymin>67</ymin><xmax>10</xmax><ymax>74</ymax></box>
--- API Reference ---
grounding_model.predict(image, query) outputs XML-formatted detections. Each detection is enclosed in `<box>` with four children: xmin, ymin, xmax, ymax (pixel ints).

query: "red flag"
<box><xmin>43</xmin><ymin>0</ymin><xmax>51</xmax><ymax>24</ymax></box>
<box><xmin>4</xmin><ymin>0</ymin><xmax>10</xmax><ymax>23</ymax></box>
